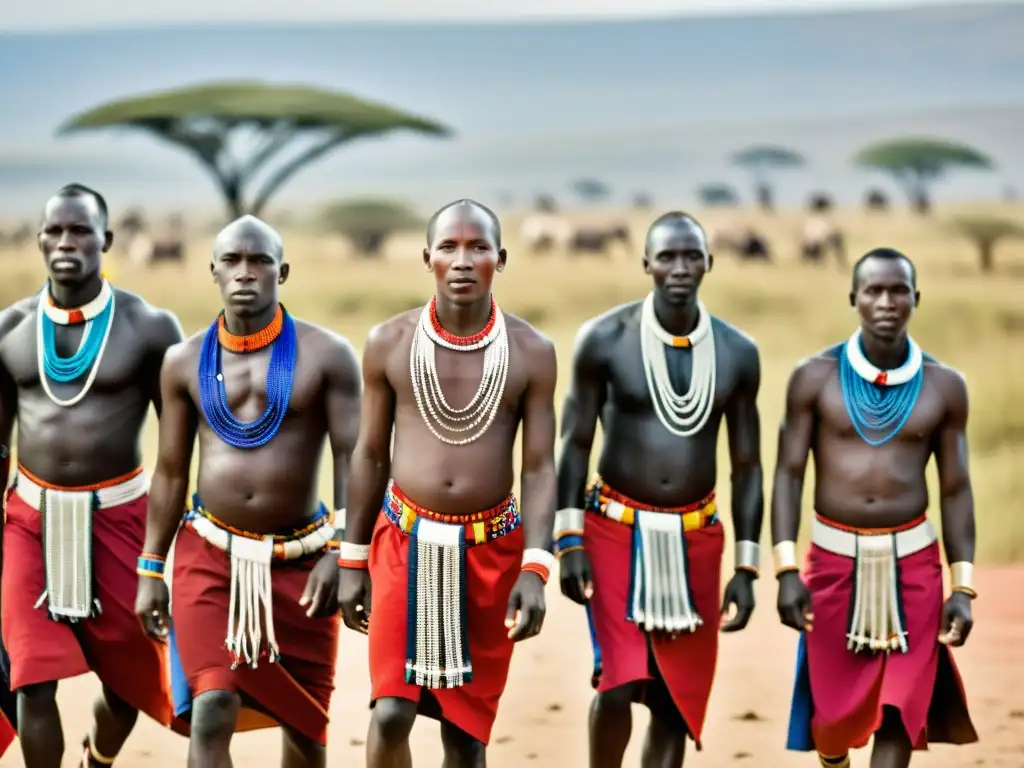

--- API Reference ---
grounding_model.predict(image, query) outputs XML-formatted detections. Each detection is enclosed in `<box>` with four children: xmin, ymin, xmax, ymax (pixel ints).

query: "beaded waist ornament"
<box><xmin>36</xmin><ymin>278</ymin><xmax>116</xmax><ymax>409</ymax></box>
<box><xmin>182</xmin><ymin>493</ymin><xmax>333</xmax><ymax>668</ymax></box>
<box><xmin>383</xmin><ymin>480</ymin><xmax>521</xmax><ymax>689</ymax></box>
<box><xmin>198</xmin><ymin>305</ymin><xmax>297</xmax><ymax>450</ymax></box>
<box><xmin>590</xmin><ymin>476</ymin><xmax>716</xmax><ymax>634</ymax></box>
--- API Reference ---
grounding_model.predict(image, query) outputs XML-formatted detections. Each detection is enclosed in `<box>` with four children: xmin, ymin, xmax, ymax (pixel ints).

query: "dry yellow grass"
<box><xmin>3</xmin><ymin>203</ymin><xmax>1023</xmax><ymax>563</ymax></box>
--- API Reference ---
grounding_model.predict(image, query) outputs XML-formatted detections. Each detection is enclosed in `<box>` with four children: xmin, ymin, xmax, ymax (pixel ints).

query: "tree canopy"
<box><xmin>948</xmin><ymin>215</ymin><xmax>1024</xmax><ymax>273</ymax></box>
<box><xmin>319</xmin><ymin>198</ymin><xmax>424</xmax><ymax>258</ymax></box>
<box><xmin>730</xmin><ymin>145</ymin><xmax>805</xmax><ymax>211</ymax></box>
<box><xmin>58</xmin><ymin>81</ymin><xmax>452</xmax><ymax>218</ymax></box>
<box><xmin>572</xmin><ymin>178</ymin><xmax>610</xmax><ymax>203</ymax></box>
<box><xmin>696</xmin><ymin>183</ymin><xmax>739</xmax><ymax>207</ymax></box>
<box><xmin>853</xmin><ymin>137</ymin><xmax>994</xmax><ymax>213</ymax></box>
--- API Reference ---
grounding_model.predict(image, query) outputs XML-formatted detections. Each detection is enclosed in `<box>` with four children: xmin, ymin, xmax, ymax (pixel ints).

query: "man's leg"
<box><xmin>588</xmin><ymin>681</ymin><xmax>644</xmax><ymax>768</ymax></box>
<box><xmin>82</xmin><ymin>684</ymin><xmax>139</xmax><ymax>765</ymax></box>
<box><xmin>439</xmin><ymin>719</ymin><xmax>485</xmax><ymax>768</ymax></box>
<box><xmin>366</xmin><ymin>697</ymin><xmax>417</xmax><ymax>768</ymax></box>
<box><xmin>870</xmin><ymin>706</ymin><xmax>913</xmax><ymax>768</ymax></box>
<box><xmin>281</xmin><ymin>726</ymin><xmax>326</xmax><ymax>768</ymax></box>
<box><xmin>17</xmin><ymin>681</ymin><xmax>64</xmax><ymax>768</ymax></box>
<box><xmin>188</xmin><ymin>689</ymin><xmax>240</xmax><ymax>768</ymax></box>
<box><xmin>639</xmin><ymin>673</ymin><xmax>687</xmax><ymax>768</ymax></box>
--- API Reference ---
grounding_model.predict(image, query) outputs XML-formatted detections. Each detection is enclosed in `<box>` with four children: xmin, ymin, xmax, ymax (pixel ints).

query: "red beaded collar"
<box><xmin>428</xmin><ymin>296</ymin><xmax>496</xmax><ymax>347</ymax></box>
<box><xmin>218</xmin><ymin>305</ymin><xmax>284</xmax><ymax>353</ymax></box>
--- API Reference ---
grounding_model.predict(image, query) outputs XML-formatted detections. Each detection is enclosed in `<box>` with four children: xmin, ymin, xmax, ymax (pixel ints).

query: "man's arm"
<box><xmin>343</xmin><ymin>324</ymin><xmax>397</xmax><ymax>548</ymax></box>
<box><xmin>323</xmin><ymin>335</ymin><xmax>362</xmax><ymax>539</ymax></box>
<box><xmin>724</xmin><ymin>340</ymin><xmax>764</xmax><ymax>575</ymax></box>
<box><xmin>144</xmin><ymin>308</ymin><xmax>186</xmax><ymax>418</ymax></box>
<box><xmin>520</xmin><ymin>334</ymin><xmax>559</xmax><ymax>553</ymax></box>
<box><xmin>142</xmin><ymin>343</ymin><xmax>198</xmax><ymax>558</ymax></box>
<box><xmin>933</xmin><ymin>370</ymin><xmax>975</xmax><ymax>589</ymax></box>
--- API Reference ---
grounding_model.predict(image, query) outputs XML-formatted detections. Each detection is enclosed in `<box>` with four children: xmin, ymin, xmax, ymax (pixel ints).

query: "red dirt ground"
<box><xmin>1</xmin><ymin>567</ymin><xmax>1021</xmax><ymax>767</ymax></box>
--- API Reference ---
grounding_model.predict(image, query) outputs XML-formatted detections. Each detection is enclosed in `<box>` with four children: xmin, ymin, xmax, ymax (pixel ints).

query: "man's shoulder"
<box><xmin>573</xmin><ymin>301</ymin><xmax>640</xmax><ymax>351</ymax></box>
<box><xmin>164</xmin><ymin>330</ymin><xmax>206</xmax><ymax>375</ymax></box>
<box><xmin>293</xmin><ymin>318</ymin><xmax>360</xmax><ymax>371</ymax></box>
<box><xmin>709</xmin><ymin>315</ymin><xmax>758</xmax><ymax>352</ymax></box>
<box><xmin>366</xmin><ymin>309</ymin><xmax>418</xmax><ymax>348</ymax></box>
<box><xmin>787</xmin><ymin>346</ymin><xmax>840</xmax><ymax>391</ymax></box>
<box><xmin>922</xmin><ymin>357</ymin><xmax>968</xmax><ymax>400</ymax></box>
<box><xmin>114</xmin><ymin>288</ymin><xmax>182</xmax><ymax>333</ymax></box>
<box><xmin>0</xmin><ymin>295</ymin><xmax>39</xmax><ymax>336</ymax></box>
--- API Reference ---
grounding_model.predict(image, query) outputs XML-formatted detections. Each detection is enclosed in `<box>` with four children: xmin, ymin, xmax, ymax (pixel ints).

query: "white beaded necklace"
<box><xmin>41</xmin><ymin>279</ymin><xmax>112</xmax><ymax>325</ymax></box>
<box><xmin>640</xmin><ymin>292</ymin><xmax>717</xmax><ymax>437</ymax></box>
<box><xmin>409</xmin><ymin>300</ymin><xmax>510</xmax><ymax>446</ymax></box>
<box><xmin>844</xmin><ymin>329</ymin><xmax>922</xmax><ymax>386</ymax></box>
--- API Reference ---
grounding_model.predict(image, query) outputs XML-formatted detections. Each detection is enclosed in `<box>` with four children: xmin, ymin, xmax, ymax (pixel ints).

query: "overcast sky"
<box><xmin>3</xmin><ymin>0</ymin><xmax>1020</xmax><ymax>32</ymax></box>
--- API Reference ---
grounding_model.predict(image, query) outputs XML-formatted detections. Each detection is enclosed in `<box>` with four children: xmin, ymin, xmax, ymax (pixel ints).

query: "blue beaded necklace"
<box><xmin>838</xmin><ymin>334</ymin><xmax>924</xmax><ymax>447</ymax></box>
<box><xmin>198</xmin><ymin>306</ymin><xmax>297</xmax><ymax>449</ymax></box>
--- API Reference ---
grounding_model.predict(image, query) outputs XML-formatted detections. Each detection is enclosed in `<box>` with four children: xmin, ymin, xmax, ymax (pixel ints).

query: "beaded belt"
<box><xmin>383</xmin><ymin>480</ymin><xmax>521</xmax><ymax>546</ymax></box>
<box><xmin>185</xmin><ymin>493</ymin><xmax>333</xmax><ymax>668</ymax></box>
<box><xmin>15</xmin><ymin>464</ymin><xmax>148</xmax><ymax>623</ymax></box>
<box><xmin>584</xmin><ymin>475</ymin><xmax>718</xmax><ymax>531</ymax></box>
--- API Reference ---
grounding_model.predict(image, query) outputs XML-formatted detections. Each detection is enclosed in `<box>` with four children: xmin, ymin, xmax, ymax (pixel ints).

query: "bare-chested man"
<box><xmin>339</xmin><ymin>199</ymin><xmax>558</xmax><ymax>767</ymax></box>
<box><xmin>135</xmin><ymin>215</ymin><xmax>361</xmax><ymax>768</ymax></box>
<box><xmin>772</xmin><ymin>247</ymin><xmax>979</xmax><ymax>768</ymax></box>
<box><xmin>555</xmin><ymin>211</ymin><xmax>763</xmax><ymax>768</ymax></box>
<box><xmin>0</xmin><ymin>184</ymin><xmax>188</xmax><ymax>767</ymax></box>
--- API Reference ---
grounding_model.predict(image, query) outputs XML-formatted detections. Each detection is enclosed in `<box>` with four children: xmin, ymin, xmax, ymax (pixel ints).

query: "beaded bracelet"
<box><xmin>522</xmin><ymin>548</ymin><xmax>557</xmax><ymax>584</ymax></box>
<box><xmin>137</xmin><ymin>554</ymin><xmax>166</xmax><ymax>579</ymax></box>
<box><xmin>338</xmin><ymin>542</ymin><xmax>370</xmax><ymax>570</ymax></box>
<box><xmin>773</xmin><ymin>541</ymin><xmax>799</xmax><ymax>578</ymax></box>
<box><xmin>554</xmin><ymin>533</ymin><xmax>584</xmax><ymax>557</ymax></box>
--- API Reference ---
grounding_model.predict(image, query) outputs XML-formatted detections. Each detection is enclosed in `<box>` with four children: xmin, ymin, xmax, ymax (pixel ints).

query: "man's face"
<box><xmin>210</xmin><ymin>232</ymin><xmax>288</xmax><ymax>318</ymax></box>
<box><xmin>643</xmin><ymin>220</ymin><xmax>712</xmax><ymax>305</ymax></box>
<box><xmin>423</xmin><ymin>206</ymin><xmax>506</xmax><ymax>306</ymax></box>
<box><xmin>38</xmin><ymin>195</ymin><xmax>111</xmax><ymax>286</ymax></box>
<box><xmin>851</xmin><ymin>256</ymin><xmax>918</xmax><ymax>340</ymax></box>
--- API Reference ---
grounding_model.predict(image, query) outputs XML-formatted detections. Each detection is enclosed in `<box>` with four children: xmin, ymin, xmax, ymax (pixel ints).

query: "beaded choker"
<box><xmin>427</xmin><ymin>297</ymin><xmax>497</xmax><ymax>349</ymax></box>
<box><xmin>42</xmin><ymin>279</ymin><xmax>112</xmax><ymax>326</ymax></box>
<box><xmin>218</xmin><ymin>305</ymin><xmax>284</xmax><ymax>354</ymax></box>
<box><xmin>843</xmin><ymin>329</ymin><xmax>922</xmax><ymax>386</ymax></box>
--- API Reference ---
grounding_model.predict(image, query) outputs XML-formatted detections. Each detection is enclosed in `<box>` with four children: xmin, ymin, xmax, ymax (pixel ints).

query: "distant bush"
<box><xmin>319</xmin><ymin>199</ymin><xmax>424</xmax><ymax>258</ymax></box>
<box><xmin>948</xmin><ymin>215</ymin><xmax>1024</xmax><ymax>273</ymax></box>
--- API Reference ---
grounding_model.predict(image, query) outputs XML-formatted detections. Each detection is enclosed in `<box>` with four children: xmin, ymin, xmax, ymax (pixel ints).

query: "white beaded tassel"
<box><xmin>640</xmin><ymin>293</ymin><xmax>717</xmax><ymax>437</ymax></box>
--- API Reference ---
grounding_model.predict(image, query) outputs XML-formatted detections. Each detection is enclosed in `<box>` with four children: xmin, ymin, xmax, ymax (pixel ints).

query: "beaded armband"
<box><xmin>553</xmin><ymin>507</ymin><xmax>585</xmax><ymax>559</ymax></box>
<box><xmin>136</xmin><ymin>554</ymin><xmax>166</xmax><ymax>579</ymax></box>
<box><xmin>773</xmin><ymin>541</ymin><xmax>799</xmax><ymax>577</ymax></box>
<box><xmin>522</xmin><ymin>548</ymin><xmax>557</xmax><ymax>584</ymax></box>
<box><xmin>337</xmin><ymin>542</ymin><xmax>370</xmax><ymax>570</ymax></box>
<box><xmin>735</xmin><ymin>540</ymin><xmax>760</xmax><ymax>578</ymax></box>
<box><xmin>950</xmin><ymin>561</ymin><xmax>977</xmax><ymax>598</ymax></box>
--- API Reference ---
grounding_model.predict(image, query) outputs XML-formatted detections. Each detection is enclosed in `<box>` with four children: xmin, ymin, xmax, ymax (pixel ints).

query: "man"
<box><xmin>339</xmin><ymin>199</ymin><xmax>558</xmax><ymax>767</ymax></box>
<box><xmin>555</xmin><ymin>211</ymin><xmax>763</xmax><ymax>767</ymax></box>
<box><xmin>772</xmin><ymin>247</ymin><xmax>979</xmax><ymax>768</ymax></box>
<box><xmin>135</xmin><ymin>214</ymin><xmax>361</xmax><ymax>767</ymax></box>
<box><xmin>0</xmin><ymin>183</ymin><xmax>188</xmax><ymax>766</ymax></box>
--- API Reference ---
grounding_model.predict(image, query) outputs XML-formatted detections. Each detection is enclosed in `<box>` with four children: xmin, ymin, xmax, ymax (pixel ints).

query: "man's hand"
<box><xmin>299</xmin><ymin>552</ymin><xmax>341</xmax><ymax>619</ymax></box>
<box><xmin>720</xmin><ymin>570</ymin><xmax>756</xmax><ymax>632</ymax></box>
<box><xmin>505</xmin><ymin>571</ymin><xmax>547</xmax><ymax>641</ymax></box>
<box><xmin>558</xmin><ymin>549</ymin><xmax>593</xmax><ymax>605</ymax></box>
<box><xmin>776</xmin><ymin>570</ymin><xmax>814</xmax><ymax>632</ymax></box>
<box><xmin>338</xmin><ymin>567</ymin><xmax>372</xmax><ymax>634</ymax></box>
<box><xmin>938</xmin><ymin>591</ymin><xmax>974</xmax><ymax>647</ymax></box>
<box><xmin>135</xmin><ymin>577</ymin><xmax>171</xmax><ymax>641</ymax></box>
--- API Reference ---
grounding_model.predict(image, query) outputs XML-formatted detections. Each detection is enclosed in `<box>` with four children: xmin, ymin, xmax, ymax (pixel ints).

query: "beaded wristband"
<box><xmin>553</xmin><ymin>508</ymin><xmax>584</xmax><ymax>538</ymax></box>
<box><xmin>773</xmin><ymin>541</ymin><xmax>799</xmax><ymax>577</ymax></box>
<box><xmin>338</xmin><ymin>542</ymin><xmax>370</xmax><ymax>570</ymax></box>
<box><xmin>522</xmin><ymin>548</ymin><xmax>556</xmax><ymax>584</ymax></box>
<box><xmin>735</xmin><ymin>540</ymin><xmax>760</xmax><ymax>577</ymax></box>
<box><xmin>554</xmin><ymin>533</ymin><xmax>584</xmax><ymax>557</ymax></box>
<box><xmin>137</xmin><ymin>554</ymin><xmax>166</xmax><ymax>579</ymax></box>
<box><xmin>950</xmin><ymin>561</ymin><xmax>977</xmax><ymax>598</ymax></box>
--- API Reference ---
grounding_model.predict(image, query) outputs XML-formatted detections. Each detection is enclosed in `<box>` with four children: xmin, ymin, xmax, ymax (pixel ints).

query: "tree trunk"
<box><xmin>755</xmin><ymin>183</ymin><xmax>773</xmax><ymax>211</ymax></box>
<box><xmin>978</xmin><ymin>239</ymin><xmax>995</xmax><ymax>273</ymax></box>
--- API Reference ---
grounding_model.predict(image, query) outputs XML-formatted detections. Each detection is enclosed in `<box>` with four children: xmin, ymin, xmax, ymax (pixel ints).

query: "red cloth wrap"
<box><xmin>584</xmin><ymin>496</ymin><xmax>724</xmax><ymax>748</ymax></box>
<box><xmin>803</xmin><ymin>540</ymin><xmax>978</xmax><ymax>754</ymax></box>
<box><xmin>1</xmin><ymin>487</ymin><xmax>186</xmax><ymax>735</ymax></box>
<box><xmin>171</xmin><ymin>523</ymin><xmax>340</xmax><ymax>746</ymax></box>
<box><xmin>368</xmin><ymin>485</ymin><xmax>525</xmax><ymax>746</ymax></box>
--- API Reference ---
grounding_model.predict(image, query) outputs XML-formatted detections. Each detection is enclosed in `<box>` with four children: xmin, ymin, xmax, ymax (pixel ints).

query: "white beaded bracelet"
<box><xmin>339</xmin><ymin>542</ymin><xmax>370</xmax><ymax>562</ymax></box>
<box><xmin>522</xmin><ymin>548</ymin><xmax>557</xmax><ymax>584</ymax></box>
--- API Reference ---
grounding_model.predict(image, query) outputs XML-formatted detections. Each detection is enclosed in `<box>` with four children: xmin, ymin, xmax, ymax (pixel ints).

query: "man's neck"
<box><xmin>224</xmin><ymin>303</ymin><xmax>279</xmax><ymax>336</ymax></box>
<box><xmin>48</xmin><ymin>273</ymin><xmax>104</xmax><ymax>309</ymax></box>
<box><xmin>859</xmin><ymin>327</ymin><xmax>910</xmax><ymax>370</ymax></box>
<box><xmin>652</xmin><ymin>291</ymin><xmax>700</xmax><ymax>337</ymax></box>
<box><xmin>434</xmin><ymin>294</ymin><xmax>492</xmax><ymax>337</ymax></box>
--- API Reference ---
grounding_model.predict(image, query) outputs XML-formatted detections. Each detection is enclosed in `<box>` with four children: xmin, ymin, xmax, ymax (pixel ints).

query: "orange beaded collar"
<box><xmin>217</xmin><ymin>305</ymin><xmax>284</xmax><ymax>353</ymax></box>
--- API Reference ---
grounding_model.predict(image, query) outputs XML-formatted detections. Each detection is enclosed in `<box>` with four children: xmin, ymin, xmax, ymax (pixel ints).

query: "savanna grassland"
<box><xmin>2</xmin><ymin>203</ymin><xmax>1023</xmax><ymax>768</ymax></box>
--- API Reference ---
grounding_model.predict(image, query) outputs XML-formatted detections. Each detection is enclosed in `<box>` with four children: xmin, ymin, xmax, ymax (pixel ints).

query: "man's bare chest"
<box><xmin>818</xmin><ymin>376</ymin><xmax>945</xmax><ymax>444</ymax></box>
<box><xmin>605</xmin><ymin>341</ymin><xmax>738</xmax><ymax>412</ymax></box>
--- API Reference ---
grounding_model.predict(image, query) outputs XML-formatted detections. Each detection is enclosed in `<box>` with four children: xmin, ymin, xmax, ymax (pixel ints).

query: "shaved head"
<box><xmin>426</xmin><ymin>199</ymin><xmax>501</xmax><ymax>248</ymax></box>
<box><xmin>213</xmin><ymin>214</ymin><xmax>284</xmax><ymax>261</ymax></box>
<box><xmin>645</xmin><ymin>211</ymin><xmax>710</xmax><ymax>269</ymax></box>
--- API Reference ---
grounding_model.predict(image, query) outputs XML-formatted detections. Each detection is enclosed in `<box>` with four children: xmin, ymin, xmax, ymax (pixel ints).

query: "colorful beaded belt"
<box><xmin>383</xmin><ymin>480</ymin><xmax>521</xmax><ymax>546</ymax></box>
<box><xmin>585</xmin><ymin>475</ymin><xmax>718</xmax><ymax>532</ymax></box>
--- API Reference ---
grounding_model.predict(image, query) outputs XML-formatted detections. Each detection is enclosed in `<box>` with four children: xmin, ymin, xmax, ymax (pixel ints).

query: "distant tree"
<box><xmin>864</xmin><ymin>188</ymin><xmax>890</xmax><ymax>212</ymax></box>
<box><xmin>57</xmin><ymin>81</ymin><xmax>451</xmax><ymax>220</ymax></box>
<box><xmin>633</xmin><ymin>192</ymin><xmax>653</xmax><ymax>209</ymax></box>
<box><xmin>319</xmin><ymin>198</ymin><xmax>424</xmax><ymax>258</ymax></box>
<box><xmin>731</xmin><ymin>145</ymin><xmax>805</xmax><ymax>211</ymax></box>
<box><xmin>572</xmin><ymin>178</ymin><xmax>611</xmax><ymax>204</ymax></box>
<box><xmin>696</xmin><ymin>183</ymin><xmax>740</xmax><ymax>207</ymax></box>
<box><xmin>949</xmin><ymin>215</ymin><xmax>1024</xmax><ymax>273</ymax></box>
<box><xmin>854</xmin><ymin>138</ymin><xmax>994</xmax><ymax>215</ymax></box>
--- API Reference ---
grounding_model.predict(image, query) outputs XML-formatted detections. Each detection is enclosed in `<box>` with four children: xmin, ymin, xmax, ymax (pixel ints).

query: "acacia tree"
<box><xmin>696</xmin><ymin>182</ymin><xmax>740</xmax><ymax>207</ymax></box>
<box><xmin>571</xmin><ymin>178</ymin><xmax>611</xmax><ymax>205</ymax></box>
<box><xmin>949</xmin><ymin>215</ymin><xmax>1024</xmax><ymax>273</ymax></box>
<box><xmin>57</xmin><ymin>81</ymin><xmax>451</xmax><ymax>219</ymax></box>
<box><xmin>731</xmin><ymin>145</ymin><xmax>805</xmax><ymax>211</ymax></box>
<box><xmin>319</xmin><ymin>198</ymin><xmax>424</xmax><ymax>258</ymax></box>
<box><xmin>854</xmin><ymin>138</ymin><xmax>994</xmax><ymax>215</ymax></box>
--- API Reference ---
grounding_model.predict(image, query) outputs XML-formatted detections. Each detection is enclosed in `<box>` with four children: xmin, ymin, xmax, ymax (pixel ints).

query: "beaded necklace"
<box><xmin>198</xmin><ymin>305</ymin><xmax>297</xmax><ymax>449</ymax></box>
<box><xmin>639</xmin><ymin>292</ymin><xmax>717</xmax><ymax>437</ymax></box>
<box><xmin>409</xmin><ymin>296</ymin><xmax>509</xmax><ymax>446</ymax></box>
<box><xmin>36</xmin><ymin>280</ymin><xmax>117</xmax><ymax>408</ymax></box>
<box><xmin>838</xmin><ymin>329</ymin><xmax>924</xmax><ymax>447</ymax></box>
